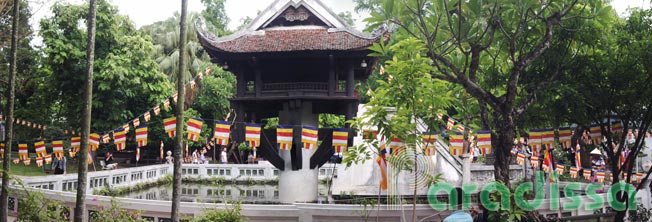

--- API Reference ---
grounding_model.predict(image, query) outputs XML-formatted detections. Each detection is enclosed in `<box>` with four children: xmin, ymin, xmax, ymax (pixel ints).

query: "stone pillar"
<box><xmin>461</xmin><ymin>154</ymin><xmax>472</xmax><ymax>185</ymax></box>
<box><xmin>278</xmin><ymin>101</ymin><xmax>319</xmax><ymax>203</ymax></box>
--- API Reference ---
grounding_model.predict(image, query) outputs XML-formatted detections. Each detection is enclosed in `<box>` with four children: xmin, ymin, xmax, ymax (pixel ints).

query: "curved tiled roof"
<box><xmin>199</xmin><ymin>27</ymin><xmax>385</xmax><ymax>53</ymax></box>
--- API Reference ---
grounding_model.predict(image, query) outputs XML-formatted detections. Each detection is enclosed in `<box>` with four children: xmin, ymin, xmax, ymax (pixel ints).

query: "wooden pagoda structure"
<box><xmin>197</xmin><ymin>0</ymin><xmax>388</xmax><ymax>203</ymax></box>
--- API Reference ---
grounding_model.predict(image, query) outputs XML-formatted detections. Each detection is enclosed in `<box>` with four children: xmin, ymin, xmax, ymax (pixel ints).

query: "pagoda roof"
<box><xmin>196</xmin><ymin>0</ymin><xmax>389</xmax><ymax>54</ymax></box>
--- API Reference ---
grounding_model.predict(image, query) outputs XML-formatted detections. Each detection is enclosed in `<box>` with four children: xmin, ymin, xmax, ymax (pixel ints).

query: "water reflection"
<box><xmin>119</xmin><ymin>183</ymin><xmax>329</xmax><ymax>204</ymax></box>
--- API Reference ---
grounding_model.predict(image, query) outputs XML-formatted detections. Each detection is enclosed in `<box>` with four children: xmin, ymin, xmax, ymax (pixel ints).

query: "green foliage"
<box><xmin>319</xmin><ymin>114</ymin><xmax>346</xmax><ymax>128</ymax></box>
<box><xmin>182</xmin><ymin>203</ymin><xmax>244</xmax><ymax>222</ymax></box>
<box><xmin>89</xmin><ymin>198</ymin><xmax>148</xmax><ymax>222</ymax></box>
<box><xmin>39</xmin><ymin>0</ymin><xmax>173</xmax><ymax>132</ymax></box>
<box><xmin>337</xmin><ymin>11</ymin><xmax>355</xmax><ymax>26</ymax></box>
<box><xmin>200</xmin><ymin>0</ymin><xmax>230</xmax><ymax>36</ymax></box>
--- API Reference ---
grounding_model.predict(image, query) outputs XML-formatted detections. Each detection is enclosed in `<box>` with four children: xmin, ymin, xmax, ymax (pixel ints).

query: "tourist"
<box><xmin>105</xmin><ymin>152</ymin><xmax>117</xmax><ymax>170</ymax></box>
<box><xmin>166</xmin><ymin>150</ymin><xmax>174</xmax><ymax>164</ymax></box>
<box><xmin>443</xmin><ymin>187</ymin><xmax>473</xmax><ymax>222</ymax></box>
<box><xmin>51</xmin><ymin>153</ymin><xmax>66</xmax><ymax>175</ymax></box>
<box><xmin>192</xmin><ymin>149</ymin><xmax>199</xmax><ymax>164</ymax></box>
<box><xmin>199</xmin><ymin>148</ymin><xmax>207</xmax><ymax>164</ymax></box>
<box><xmin>220</xmin><ymin>147</ymin><xmax>228</xmax><ymax>164</ymax></box>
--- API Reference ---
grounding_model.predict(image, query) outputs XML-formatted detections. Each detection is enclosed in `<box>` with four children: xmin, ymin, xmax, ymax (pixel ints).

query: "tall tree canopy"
<box><xmin>39</xmin><ymin>0</ymin><xmax>173</xmax><ymax>132</ymax></box>
<box><xmin>361</xmin><ymin>0</ymin><xmax>614</xmax><ymax>186</ymax></box>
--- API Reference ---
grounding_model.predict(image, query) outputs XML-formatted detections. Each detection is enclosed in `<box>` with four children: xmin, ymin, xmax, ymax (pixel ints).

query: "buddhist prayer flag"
<box><xmin>144</xmin><ymin>111</ymin><xmax>151</xmax><ymax>122</ymax></box>
<box><xmin>422</xmin><ymin>132</ymin><xmax>437</xmax><ymax>156</ymax></box>
<box><xmin>163</xmin><ymin>99</ymin><xmax>171</xmax><ymax>109</ymax></box>
<box><xmin>245</xmin><ymin>124</ymin><xmax>262</xmax><ymax>148</ymax></box>
<box><xmin>637</xmin><ymin>172</ymin><xmax>644</xmax><ymax>183</ymax></box>
<box><xmin>172</xmin><ymin>93</ymin><xmax>178</xmax><ymax>103</ymax></box>
<box><xmin>301</xmin><ymin>126</ymin><xmax>318</xmax><ymax>149</ymax></box>
<box><xmin>558</xmin><ymin>127</ymin><xmax>572</xmax><ymax>148</ymax></box>
<box><xmin>529</xmin><ymin>129</ymin><xmax>543</xmax><ymax>156</ymax></box>
<box><xmin>583</xmin><ymin>169</ymin><xmax>592</xmax><ymax>180</ymax></box>
<box><xmin>136</xmin><ymin>148</ymin><xmax>141</xmax><ymax>162</ymax></box>
<box><xmin>133</xmin><ymin>118</ymin><xmax>140</xmax><ymax>127</ymax></box>
<box><xmin>276</xmin><ymin>125</ymin><xmax>293</xmax><ymax>150</ymax></box>
<box><xmin>164</xmin><ymin>117</ymin><xmax>177</xmax><ymax>138</ymax></box>
<box><xmin>589</xmin><ymin>124</ymin><xmax>602</xmax><ymax>144</ymax></box>
<box><xmin>136</xmin><ymin>126</ymin><xmax>148</xmax><ymax>147</ymax></box>
<box><xmin>89</xmin><ymin>133</ymin><xmax>100</xmax><ymax>151</ymax></box>
<box><xmin>363</xmin><ymin>130</ymin><xmax>378</xmax><ymax>141</ymax></box>
<box><xmin>542</xmin><ymin>145</ymin><xmax>553</xmax><ymax>173</ymax></box>
<box><xmin>87</xmin><ymin>151</ymin><xmax>93</xmax><ymax>165</ymax></box>
<box><xmin>34</xmin><ymin>140</ymin><xmax>46</xmax><ymax>158</ymax></box>
<box><xmin>332</xmin><ymin>128</ymin><xmax>349</xmax><ymax>153</ymax></box>
<box><xmin>476</xmin><ymin>130</ymin><xmax>492</xmax><ymax>155</ymax></box>
<box><xmin>530</xmin><ymin>156</ymin><xmax>540</xmax><ymax>168</ymax></box>
<box><xmin>190</xmin><ymin>80</ymin><xmax>196</xmax><ymax>89</ymax></box>
<box><xmin>53</xmin><ymin>140</ymin><xmax>64</xmax><ymax>159</ymax></box>
<box><xmin>153</xmin><ymin>106</ymin><xmax>161</xmax><ymax>115</ymax></box>
<box><xmin>575</xmin><ymin>144</ymin><xmax>582</xmax><ymax>169</ymax></box>
<box><xmin>71</xmin><ymin>137</ymin><xmax>81</xmax><ymax>153</ymax></box>
<box><xmin>44</xmin><ymin>155</ymin><xmax>52</xmax><ymax>165</ymax></box>
<box><xmin>389</xmin><ymin>137</ymin><xmax>405</xmax><ymax>155</ymax></box>
<box><xmin>187</xmin><ymin>118</ymin><xmax>204</xmax><ymax>142</ymax></box>
<box><xmin>447</xmin><ymin>118</ymin><xmax>455</xmax><ymax>130</ymax></box>
<box><xmin>541</xmin><ymin>129</ymin><xmax>555</xmax><ymax>150</ymax></box>
<box><xmin>379</xmin><ymin>65</ymin><xmax>385</xmax><ymax>75</ymax></box>
<box><xmin>0</xmin><ymin>143</ymin><xmax>4</xmax><ymax>159</ymax></box>
<box><xmin>611</xmin><ymin>121</ymin><xmax>623</xmax><ymax>133</ymax></box>
<box><xmin>570</xmin><ymin>167</ymin><xmax>579</xmax><ymax>178</ymax></box>
<box><xmin>113</xmin><ymin>129</ymin><xmax>127</xmax><ymax>151</ymax></box>
<box><xmin>36</xmin><ymin>156</ymin><xmax>43</xmax><ymax>167</ymax></box>
<box><xmin>556</xmin><ymin>164</ymin><xmax>565</xmax><ymax>175</ymax></box>
<box><xmin>18</xmin><ymin>142</ymin><xmax>28</xmax><ymax>161</ymax></box>
<box><xmin>376</xmin><ymin>143</ymin><xmax>388</xmax><ymax>190</ymax></box>
<box><xmin>102</xmin><ymin>134</ymin><xmax>110</xmax><ymax>143</ymax></box>
<box><xmin>516</xmin><ymin>153</ymin><xmax>526</xmax><ymax>165</ymax></box>
<box><xmin>437</xmin><ymin>113</ymin><xmax>443</xmax><ymax>119</ymax></box>
<box><xmin>214</xmin><ymin>121</ymin><xmax>231</xmax><ymax>146</ymax></box>
<box><xmin>123</xmin><ymin>124</ymin><xmax>130</xmax><ymax>133</ymax></box>
<box><xmin>456</xmin><ymin>125</ymin><xmax>465</xmax><ymax>132</ymax></box>
<box><xmin>449</xmin><ymin>133</ymin><xmax>464</xmax><ymax>156</ymax></box>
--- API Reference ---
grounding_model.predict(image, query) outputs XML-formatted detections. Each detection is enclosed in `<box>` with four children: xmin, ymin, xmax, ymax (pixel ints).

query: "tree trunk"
<box><xmin>0</xmin><ymin>0</ymin><xmax>19</xmax><ymax>220</ymax></box>
<box><xmin>493</xmin><ymin>115</ymin><xmax>515</xmax><ymax>187</ymax></box>
<box><xmin>171</xmin><ymin>0</ymin><xmax>187</xmax><ymax>221</ymax></box>
<box><xmin>73</xmin><ymin>0</ymin><xmax>97</xmax><ymax>221</ymax></box>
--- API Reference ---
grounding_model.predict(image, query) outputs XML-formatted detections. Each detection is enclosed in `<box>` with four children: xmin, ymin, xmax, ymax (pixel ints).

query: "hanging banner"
<box><xmin>476</xmin><ymin>130</ymin><xmax>492</xmax><ymax>155</ymax></box>
<box><xmin>516</xmin><ymin>153</ymin><xmax>526</xmax><ymax>165</ymax></box>
<box><xmin>530</xmin><ymin>156</ymin><xmax>540</xmax><ymax>169</ymax></box>
<box><xmin>89</xmin><ymin>133</ymin><xmax>100</xmax><ymax>151</ymax></box>
<box><xmin>558</xmin><ymin>127</ymin><xmax>572</xmax><ymax>148</ymax></box>
<box><xmin>164</xmin><ymin>117</ymin><xmax>177</xmax><ymax>138</ymax></box>
<box><xmin>541</xmin><ymin>129</ymin><xmax>555</xmax><ymax>150</ymax></box>
<box><xmin>53</xmin><ymin>140</ymin><xmax>64</xmax><ymax>159</ymax></box>
<box><xmin>570</xmin><ymin>167</ymin><xmax>579</xmax><ymax>178</ymax></box>
<box><xmin>389</xmin><ymin>137</ymin><xmax>405</xmax><ymax>155</ymax></box>
<box><xmin>136</xmin><ymin>148</ymin><xmax>141</xmax><ymax>162</ymax></box>
<box><xmin>71</xmin><ymin>137</ymin><xmax>81</xmax><ymax>154</ymax></box>
<box><xmin>596</xmin><ymin>170</ymin><xmax>605</xmax><ymax>183</ymax></box>
<box><xmin>583</xmin><ymin>169</ymin><xmax>592</xmax><ymax>180</ymax></box>
<box><xmin>446</xmin><ymin>118</ymin><xmax>455</xmax><ymax>130</ymax></box>
<box><xmin>245</xmin><ymin>123</ymin><xmax>262</xmax><ymax>148</ymax></box>
<box><xmin>332</xmin><ymin>128</ymin><xmax>349</xmax><ymax>153</ymax></box>
<box><xmin>113</xmin><ymin>129</ymin><xmax>127</xmax><ymax>151</ymax></box>
<box><xmin>187</xmin><ymin>118</ymin><xmax>204</xmax><ymax>142</ymax></box>
<box><xmin>556</xmin><ymin>164</ymin><xmax>565</xmax><ymax>175</ymax></box>
<box><xmin>153</xmin><ymin>106</ymin><xmax>161</xmax><ymax>115</ymax></box>
<box><xmin>123</xmin><ymin>124</ymin><xmax>130</xmax><ymax>133</ymax></box>
<box><xmin>529</xmin><ymin>129</ymin><xmax>543</xmax><ymax>156</ymax></box>
<box><xmin>362</xmin><ymin>130</ymin><xmax>378</xmax><ymax>141</ymax></box>
<box><xmin>277</xmin><ymin>125</ymin><xmax>293</xmax><ymax>150</ymax></box>
<box><xmin>611</xmin><ymin>121</ymin><xmax>623</xmax><ymax>133</ymax></box>
<box><xmin>34</xmin><ymin>140</ymin><xmax>47</xmax><ymax>158</ymax></box>
<box><xmin>163</xmin><ymin>99</ymin><xmax>171</xmax><ymax>109</ymax></box>
<box><xmin>301</xmin><ymin>126</ymin><xmax>318</xmax><ymax>150</ymax></box>
<box><xmin>136</xmin><ymin>125</ymin><xmax>148</xmax><ymax>147</ymax></box>
<box><xmin>449</xmin><ymin>133</ymin><xmax>464</xmax><ymax>156</ymax></box>
<box><xmin>133</xmin><ymin>118</ymin><xmax>140</xmax><ymax>127</ymax></box>
<box><xmin>18</xmin><ymin>142</ymin><xmax>28</xmax><ymax>161</ymax></box>
<box><xmin>0</xmin><ymin>143</ymin><xmax>4</xmax><ymax>159</ymax></box>
<box><xmin>144</xmin><ymin>111</ymin><xmax>151</xmax><ymax>122</ymax></box>
<box><xmin>422</xmin><ymin>132</ymin><xmax>437</xmax><ymax>156</ymax></box>
<box><xmin>214</xmin><ymin>121</ymin><xmax>231</xmax><ymax>146</ymax></box>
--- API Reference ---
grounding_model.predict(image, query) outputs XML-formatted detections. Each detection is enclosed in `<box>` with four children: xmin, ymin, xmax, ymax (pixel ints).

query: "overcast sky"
<box><xmin>28</xmin><ymin>0</ymin><xmax>651</xmax><ymax>44</ymax></box>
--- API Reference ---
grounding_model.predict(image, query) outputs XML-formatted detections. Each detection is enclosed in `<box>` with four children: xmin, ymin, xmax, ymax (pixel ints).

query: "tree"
<box><xmin>0</xmin><ymin>0</ymin><xmax>19</xmax><ymax>220</ymax></box>
<box><xmin>346</xmin><ymin>38</ymin><xmax>452</xmax><ymax>222</ymax></box>
<box><xmin>361</xmin><ymin>0</ymin><xmax>611</xmax><ymax>187</ymax></box>
<box><xmin>337</xmin><ymin>11</ymin><xmax>355</xmax><ymax>26</ymax></box>
<box><xmin>74</xmin><ymin>0</ymin><xmax>97</xmax><ymax>221</ymax></box>
<box><xmin>555</xmin><ymin>8</ymin><xmax>652</xmax><ymax>221</ymax></box>
<box><xmin>200</xmin><ymin>0</ymin><xmax>229</xmax><ymax>36</ymax></box>
<box><xmin>172</xmin><ymin>0</ymin><xmax>188</xmax><ymax>221</ymax></box>
<box><xmin>39</xmin><ymin>0</ymin><xmax>172</xmax><ymax>132</ymax></box>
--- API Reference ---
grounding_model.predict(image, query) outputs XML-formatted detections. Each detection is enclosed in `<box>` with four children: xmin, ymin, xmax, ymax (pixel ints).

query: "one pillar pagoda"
<box><xmin>197</xmin><ymin>0</ymin><xmax>388</xmax><ymax>203</ymax></box>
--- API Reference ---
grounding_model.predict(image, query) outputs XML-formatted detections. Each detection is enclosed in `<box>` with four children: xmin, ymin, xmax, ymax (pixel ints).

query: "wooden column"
<box><xmin>346</xmin><ymin>62</ymin><xmax>355</xmax><ymax>97</ymax></box>
<box><xmin>255</xmin><ymin>66</ymin><xmax>262</xmax><ymax>97</ymax></box>
<box><xmin>235</xmin><ymin>63</ymin><xmax>245</xmax><ymax>97</ymax></box>
<box><xmin>328</xmin><ymin>55</ymin><xmax>335</xmax><ymax>96</ymax></box>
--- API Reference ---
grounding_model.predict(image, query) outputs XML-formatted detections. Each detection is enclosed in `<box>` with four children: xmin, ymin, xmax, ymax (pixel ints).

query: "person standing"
<box><xmin>52</xmin><ymin>153</ymin><xmax>66</xmax><ymax>175</ymax></box>
<box><xmin>220</xmin><ymin>148</ymin><xmax>228</xmax><ymax>164</ymax></box>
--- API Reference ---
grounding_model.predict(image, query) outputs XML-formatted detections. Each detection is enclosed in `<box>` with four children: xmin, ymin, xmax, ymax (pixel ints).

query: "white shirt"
<box><xmin>220</xmin><ymin>151</ymin><xmax>228</xmax><ymax>163</ymax></box>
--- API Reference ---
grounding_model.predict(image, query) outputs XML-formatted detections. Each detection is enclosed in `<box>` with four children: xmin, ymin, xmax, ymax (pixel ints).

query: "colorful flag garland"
<box><xmin>276</xmin><ymin>125</ymin><xmax>293</xmax><ymax>150</ymax></box>
<box><xmin>214</xmin><ymin>121</ymin><xmax>231</xmax><ymax>146</ymax></box>
<box><xmin>164</xmin><ymin>117</ymin><xmax>177</xmax><ymax>138</ymax></box>
<box><xmin>245</xmin><ymin>124</ymin><xmax>261</xmax><ymax>148</ymax></box>
<box><xmin>136</xmin><ymin>125</ymin><xmax>148</xmax><ymax>147</ymax></box>
<box><xmin>187</xmin><ymin>118</ymin><xmax>204</xmax><ymax>142</ymax></box>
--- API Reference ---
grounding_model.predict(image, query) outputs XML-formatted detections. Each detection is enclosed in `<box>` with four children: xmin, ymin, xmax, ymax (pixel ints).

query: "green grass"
<box><xmin>4</xmin><ymin>158</ymin><xmax>81</xmax><ymax>176</ymax></box>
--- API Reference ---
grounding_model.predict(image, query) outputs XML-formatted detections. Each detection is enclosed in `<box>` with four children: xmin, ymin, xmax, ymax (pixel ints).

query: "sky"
<box><xmin>28</xmin><ymin>0</ymin><xmax>652</xmax><ymax>44</ymax></box>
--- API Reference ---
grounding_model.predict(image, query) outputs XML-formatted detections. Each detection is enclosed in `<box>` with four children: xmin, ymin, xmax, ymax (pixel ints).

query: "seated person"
<box><xmin>104</xmin><ymin>152</ymin><xmax>117</xmax><ymax>170</ymax></box>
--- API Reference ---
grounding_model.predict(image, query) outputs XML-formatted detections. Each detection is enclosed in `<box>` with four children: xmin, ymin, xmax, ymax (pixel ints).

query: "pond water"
<box><xmin>118</xmin><ymin>183</ymin><xmax>330</xmax><ymax>204</ymax></box>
